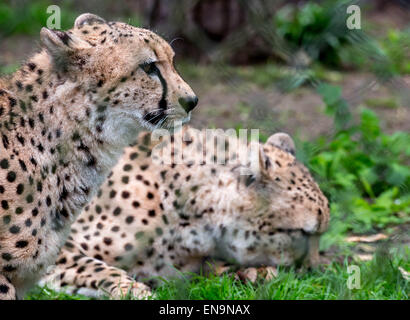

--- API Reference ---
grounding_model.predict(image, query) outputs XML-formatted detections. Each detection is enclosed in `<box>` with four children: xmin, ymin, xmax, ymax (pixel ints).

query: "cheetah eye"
<box><xmin>140</xmin><ymin>62</ymin><xmax>158</xmax><ymax>75</ymax></box>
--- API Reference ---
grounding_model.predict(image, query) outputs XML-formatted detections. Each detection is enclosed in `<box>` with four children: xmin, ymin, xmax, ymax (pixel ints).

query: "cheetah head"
<box><xmin>215</xmin><ymin>133</ymin><xmax>330</xmax><ymax>267</ymax></box>
<box><xmin>40</xmin><ymin>13</ymin><xmax>197</xmax><ymax>143</ymax></box>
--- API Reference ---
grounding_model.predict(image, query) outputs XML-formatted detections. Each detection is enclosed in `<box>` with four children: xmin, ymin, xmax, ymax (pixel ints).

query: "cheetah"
<box><xmin>0</xmin><ymin>13</ymin><xmax>197</xmax><ymax>299</ymax></box>
<box><xmin>41</xmin><ymin>126</ymin><xmax>330</xmax><ymax>298</ymax></box>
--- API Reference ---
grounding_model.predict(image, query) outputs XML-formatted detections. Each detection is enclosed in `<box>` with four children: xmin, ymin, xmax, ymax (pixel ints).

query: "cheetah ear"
<box><xmin>74</xmin><ymin>13</ymin><xmax>106</xmax><ymax>28</ymax></box>
<box><xmin>40</xmin><ymin>28</ymin><xmax>91</xmax><ymax>68</ymax></box>
<box><xmin>248</xmin><ymin>142</ymin><xmax>273</xmax><ymax>178</ymax></box>
<box><xmin>258</xmin><ymin>145</ymin><xmax>273</xmax><ymax>174</ymax></box>
<box><xmin>265</xmin><ymin>132</ymin><xmax>295</xmax><ymax>156</ymax></box>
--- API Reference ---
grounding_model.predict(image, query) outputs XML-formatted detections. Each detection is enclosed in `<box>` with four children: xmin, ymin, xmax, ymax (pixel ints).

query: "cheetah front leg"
<box><xmin>0</xmin><ymin>274</ymin><xmax>17</xmax><ymax>300</ymax></box>
<box><xmin>40</xmin><ymin>247</ymin><xmax>151</xmax><ymax>300</ymax></box>
<box><xmin>305</xmin><ymin>235</ymin><xmax>320</xmax><ymax>267</ymax></box>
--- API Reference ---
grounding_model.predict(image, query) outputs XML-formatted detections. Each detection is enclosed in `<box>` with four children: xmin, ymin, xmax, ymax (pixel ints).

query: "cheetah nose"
<box><xmin>179</xmin><ymin>96</ymin><xmax>198</xmax><ymax>113</ymax></box>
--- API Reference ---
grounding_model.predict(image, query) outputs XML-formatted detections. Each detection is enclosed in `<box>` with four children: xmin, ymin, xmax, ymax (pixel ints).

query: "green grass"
<box><xmin>26</xmin><ymin>248</ymin><xmax>409</xmax><ymax>300</ymax></box>
<box><xmin>155</xmin><ymin>258</ymin><xmax>408</xmax><ymax>299</ymax></box>
<box><xmin>25</xmin><ymin>287</ymin><xmax>92</xmax><ymax>300</ymax></box>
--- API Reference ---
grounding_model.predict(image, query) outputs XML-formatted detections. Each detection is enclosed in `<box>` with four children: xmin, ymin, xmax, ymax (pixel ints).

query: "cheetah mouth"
<box><xmin>143</xmin><ymin>110</ymin><xmax>166</xmax><ymax>126</ymax></box>
<box><xmin>142</xmin><ymin>109</ymin><xmax>191</xmax><ymax>129</ymax></box>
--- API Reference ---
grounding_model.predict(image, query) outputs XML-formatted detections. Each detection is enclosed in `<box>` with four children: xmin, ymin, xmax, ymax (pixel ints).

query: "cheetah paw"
<box><xmin>110</xmin><ymin>281</ymin><xmax>153</xmax><ymax>300</ymax></box>
<box><xmin>236</xmin><ymin>266</ymin><xmax>278</xmax><ymax>283</ymax></box>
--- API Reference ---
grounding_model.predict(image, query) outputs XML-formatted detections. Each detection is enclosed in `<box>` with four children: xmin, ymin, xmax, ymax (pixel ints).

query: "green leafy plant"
<box><xmin>299</xmin><ymin>84</ymin><xmax>410</xmax><ymax>237</ymax></box>
<box><xmin>274</xmin><ymin>1</ymin><xmax>353</xmax><ymax>67</ymax></box>
<box><xmin>0</xmin><ymin>1</ymin><xmax>79</xmax><ymax>37</ymax></box>
<box><xmin>380</xmin><ymin>29</ymin><xmax>410</xmax><ymax>75</ymax></box>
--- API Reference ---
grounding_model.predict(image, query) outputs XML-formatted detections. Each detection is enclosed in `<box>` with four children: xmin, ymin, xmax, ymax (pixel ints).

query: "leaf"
<box><xmin>317</xmin><ymin>83</ymin><xmax>342</xmax><ymax>107</ymax></box>
<box><xmin>360</xmin><ymin>108</ymin><xmax>381</xmax><ymax>141</ymax></box>
<box><xmin>386</xmin><ymin>163</ymin><xmax>410</xmax><ymax>186</ymax></box>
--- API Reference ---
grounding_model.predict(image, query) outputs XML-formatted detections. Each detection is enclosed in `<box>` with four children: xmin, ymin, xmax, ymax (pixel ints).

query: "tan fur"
<box><xmin>41</xmin><ymin>126</ymin><xmax>330</xmax><ymax>298</ymax></box>
<box><xmin>0</xmin><ymin>13</ymin><xmax>197</xmax><ymax>299</ymax></box>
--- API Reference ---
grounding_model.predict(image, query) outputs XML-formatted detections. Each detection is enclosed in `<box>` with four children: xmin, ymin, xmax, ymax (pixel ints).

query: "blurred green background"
<box><xmin>0</xmin><ymin>0</ymin><xmax>409</xmax><ymax>299</ymax></box>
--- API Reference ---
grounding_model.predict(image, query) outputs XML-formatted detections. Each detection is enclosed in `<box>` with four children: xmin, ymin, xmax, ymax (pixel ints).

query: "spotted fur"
<box><xmin>41</xmin><ymin>126</ymin><xmax>330</xmax><ymax>298</ymax></box>
<box><xmin>0</xmin><ymin>13</ymin><xmax>197</xmax><ymax>299</ymax></box>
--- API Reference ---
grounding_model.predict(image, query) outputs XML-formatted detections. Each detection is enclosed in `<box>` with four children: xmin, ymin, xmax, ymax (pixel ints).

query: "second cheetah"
<box><xmin>41</xmin><ymin>126</ymin><xmax>330</xmax><ymax>298</ymax></box>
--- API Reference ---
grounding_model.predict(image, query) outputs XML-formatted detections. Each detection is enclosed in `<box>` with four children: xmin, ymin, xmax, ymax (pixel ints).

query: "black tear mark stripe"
<box><xmin>156</xmin><ymin>67</ymin><xmax>168</xmax><ymax>111</ymax></box>
<box><xmin>143</xmin><ymin>66</ymin><xmax>168</xmax><ymax>125</ymax></box>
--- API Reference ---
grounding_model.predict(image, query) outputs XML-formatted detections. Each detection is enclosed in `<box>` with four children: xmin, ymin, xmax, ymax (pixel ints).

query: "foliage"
<box><xmin>0</xmin><ymin>1</ymin><xmax>78</xmax><ymax>37</ymax></box>
<box><xmin>297</xmin><ymin>84</ymin><xmax>410</xmax><ymax>242</ymax></box>
<box><xmin>339</xmin><ymin>28</ymin><xmax>410</xmax><ymax>75</ymax></box>
<box><xmin>380</xmin><ymin>29</ymin><xmax>410</xmax><ymax>75</ymax></box>
<box><xmin>274</xmin><ymin>1</ymin><xmax>354</xmax><ymax>67</ymax></box>
<box><xmin>272</xmin><ymin>1</ymin><xmax>408</xmax><ymax>81</ymax></box>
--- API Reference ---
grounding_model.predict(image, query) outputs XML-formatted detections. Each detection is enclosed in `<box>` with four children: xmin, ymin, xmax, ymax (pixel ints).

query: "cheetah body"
<box><xmin>43</xmin><ymin>126</ymin><xmax>330</xmax><ymax>298</ymax></box>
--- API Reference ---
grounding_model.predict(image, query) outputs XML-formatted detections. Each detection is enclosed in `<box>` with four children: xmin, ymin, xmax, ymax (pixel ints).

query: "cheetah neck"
<box><xmin>5</xmin><ymin>53</ymin><xmax>128</xmax><ymax>226</ymax></box>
